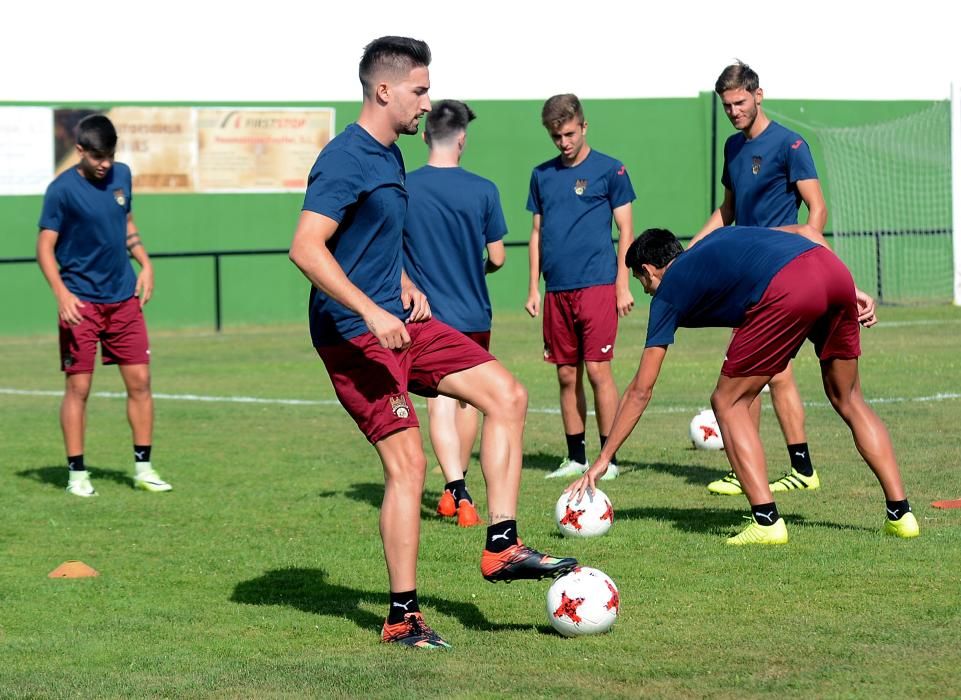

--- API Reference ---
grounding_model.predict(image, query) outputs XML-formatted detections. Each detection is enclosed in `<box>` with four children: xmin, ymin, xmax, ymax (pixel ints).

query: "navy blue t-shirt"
<box><xmin>302</xmin><ymin>123</ymin><xmax>408</xmax><ymax>346</ymax></box>
<box><xmin>645</xmin><ymin>226</ymin><xmax>819</xmax><ymax>347</ymax></box>
<box><xmin>403</xmin><ymin>165</ymin><xmax>507</xmax><ymax>333</ymax></box>
<box><xmin>721</xmin><ymin>121</ymin><xmax>818</xmax><ymax>227</ymax></box>
<box><xmin>38</xmin><ymin>163</ymin><xmax>137</xmax><ymax>303</ymax></box>
<box><xmin>527</xmin><ymin>149</ymin><xmax>635</xmax><ymax>292</ymax></box>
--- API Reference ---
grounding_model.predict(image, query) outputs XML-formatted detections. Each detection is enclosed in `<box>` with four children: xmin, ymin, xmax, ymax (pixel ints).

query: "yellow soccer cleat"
<box><xmin>770</xmin><ymin>468</ymin><xmax>821</xmax><ymax>492</ymax></box>
<box><xmin>883</xmin><ymin>511</ymin><xmax>920</xmax><ymax>539</ymax></box>
<box><xmin>726</xmin><ymin>517</ymin><xmax>789</xmax><ymax>546</ymax></box>
<box><xmin>707</xmin><ymin>471</ymin><xmax>743</xmax><ymax>496</ymax></box>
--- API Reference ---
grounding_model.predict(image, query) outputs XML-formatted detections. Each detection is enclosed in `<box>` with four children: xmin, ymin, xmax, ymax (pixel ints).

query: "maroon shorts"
<box><xmin>722</xmin><ymin>247</ymin><xmax>861</xmax><ymax>378</ymax></box>
<box><xmin>316</xmin><ymin>318</ymin><xmax>495</xmax><ymax>444</ymax></box>
<box><xmin>462</xmin><ymin>330</ymin><xmax>491</xmax><ymax>351</ymax></box>
<box><xmin>59</xmin><ymin>296</ymin><xmax>150</xmax><ymax>374</ymax></box>
<box><xmin>542</xmin><ymin>284</ymin><xmax>618</xmax><ymax>364</ymax></box>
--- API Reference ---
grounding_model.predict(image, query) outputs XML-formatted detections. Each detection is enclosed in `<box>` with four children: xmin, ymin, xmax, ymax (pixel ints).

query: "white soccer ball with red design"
<box><xmin>690</xmin><ymin>409</ymin><xmax>724</xmax><ymax>450</ymax></box>
<box><xmin>554</xmin><ymin>488</ymin><xmax>613</xmax><ymax>538</ymax></box>
<box><xmin>546</xmin><ymin>567</ymin><xmax>619</xmax><ymax>637</ymax></box>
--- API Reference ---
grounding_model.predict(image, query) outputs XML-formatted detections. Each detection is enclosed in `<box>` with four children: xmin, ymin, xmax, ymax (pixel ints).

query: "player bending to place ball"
<box><xmin>567</xmin><ymin>225</ymin><xmax>920</xmax><ymax>545</ymax></box>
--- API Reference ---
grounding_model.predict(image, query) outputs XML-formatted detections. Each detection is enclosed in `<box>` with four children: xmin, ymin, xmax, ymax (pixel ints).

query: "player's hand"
<box><xmin>616</xmin><ymin>284</ymin><xmax>635</xmax><ymax>317</ymax></box>
<box><xmin>57</xmin><ymin>291</ymin><xmax>86</xmax><ymax>326</ymax></box>
<box><xmin>854</xmin><ymin>288</ymin><xmax>878</xmax><ymax>327</ymax></box>
<box><xmin>525</xmin><ymin>289</ymin><xmax>541</xmax><ymax>318</ymax></box>
<box><xmin>136</xmin><ymin>265</ymin><xmax>154</xmax><ymax>306</ymax></box>
<box><xmin>564</xmin><ymin>459</ymin><xmax>608</xmax><ymax>504</ymax></box>
<box><xmin>365</xmin><ymin>307</ymin><xmax>411</xmax><ymax>350</ymax></box>
<box><xmin>401</xmin><ymin>281</ymin><xmax>431</xmax><ymax>323</ymax></box>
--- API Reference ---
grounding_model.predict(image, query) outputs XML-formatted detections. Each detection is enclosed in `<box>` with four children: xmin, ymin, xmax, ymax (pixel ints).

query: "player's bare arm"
<box><xmin>290</xmin><ymin>210</ymin><xmax>410</xmax><ymax>349</ymax></box>
<box><xmin>796</xmin><ymin>178</ymin><xmax>827</xmax><ymax>233</ymax></box>
<box><xmin>613</xmin><ymin>203</ymin><xmax>635</xmax><ymax>317</ymax></box>
<box><xmin>689</xmin><ymin>188</ymin><xmax>735</xmax><ymax>248</ymax></box>
<box><xmin>567</xmin><ymin>345</ymin><xmax>668</xmax><ymax>501</ymax></box>
<box><xmin>400</xmin><ymin>269</ymin><xmax>431</xmax><ymax>323</ymax></box>
<box><xmin>127</xmin><ymin>213</ymin><xmax>154</xmax><ymax>306</ymax></box>
<box><xmin>485</xmin><ymin>240</ymin><xmax>505</xmax><ymax>274</ymax></box>
<box><xmin>36</xmin><ymin>228</ymin><xmax>85</xmax><ymax>325</ymax></box>
<box><xmin>525</xmin><ymin>214</ymin><xmax>542</xmax><ymax>317</ymax></box>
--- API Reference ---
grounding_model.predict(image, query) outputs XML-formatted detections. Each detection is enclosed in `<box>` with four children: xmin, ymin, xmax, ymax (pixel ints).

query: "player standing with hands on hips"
<box><xmin>37</xmin><ymin>114</ymin><xmax>172</xmax><ymax>497</ymax></box>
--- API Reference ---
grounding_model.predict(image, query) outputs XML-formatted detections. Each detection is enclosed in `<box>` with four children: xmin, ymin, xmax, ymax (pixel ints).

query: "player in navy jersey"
<box><xmin>37</xmin><ymin>114</ymin><xmax>172</xmax><ymax>498</ymax></box>
<box><xmin>525</xmin><ymin>94</ymin><xmax>635</xmax><ymax>481</ymax></box>
<box><xmin>403</xmin><ymin>99</ymin><xmax>507</xmax><ymax>528</ymax></box>
<box><xmin>690</xmin><ymin>61</ymin><xmax>833</xmax><ymax>498</ymax></box>
<box><xmin>289</xmin><ymin>37</ymin><xmax>576</xmax><ymax>650</ymax></box>
<box><xmin>567</xmin><ymin>226</ymin><xmax>919</xmax><ymax>545</ymax></box>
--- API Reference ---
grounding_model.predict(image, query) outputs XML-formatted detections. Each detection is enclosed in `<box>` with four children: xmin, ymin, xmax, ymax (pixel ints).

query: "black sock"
<box><xmin>67</xmin><ymin>454</ymin><xmax>85</xmax><ymax>472</ymax></box>
<box><xmin>485</xmin><ymin>520</ymin><xmax>518</xmax><ymax>552</ymax></box>
<box><xmin>387</xmin><ymin>589</ymin><xmax>420</xmax><ymax>624</ymax></box>
<box><xmin>566</xmin><ymin>433</ymin><xmax>586</xmax><ymax>464</ymax></box>
<box><xmin>134</xmin><ymin>444</ymin><xmax>152</xmax><ymax>463</ymax></box>
<box><xmin>787</xmin><ymin>443</ymin><xmax>813</xmax><ymax>476</ymax></box>
<box><xmin>445</xmin><ymin>479</ymin><xmax>471</xmax><ymax>504</ymax></box>
<box><xmin>886</xmin><ymin>499</ymin><xmax>912</xmax><ymax>521</ymax></box>
<box><xmin>600</xmin><ymin>435</ymin><xmax>618</xmax><ymax>466</ymax></box>
<box><xmin>751</xmin><ymin>502</ymin><xmax>781</xmax><ymax>526</ymax></box>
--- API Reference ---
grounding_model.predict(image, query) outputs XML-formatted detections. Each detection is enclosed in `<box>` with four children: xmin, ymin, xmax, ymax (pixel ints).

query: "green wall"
<box><xmin>0</xmin><ymin>97</ymin><xmax>941</xmax><ymax>334</ymax></box>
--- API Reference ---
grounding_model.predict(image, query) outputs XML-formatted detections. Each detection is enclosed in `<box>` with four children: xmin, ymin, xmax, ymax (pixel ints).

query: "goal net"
<box><xmin>810</xmin><ymin>102</ymin><xmax>953</xmax><ymax>304</ymax></box>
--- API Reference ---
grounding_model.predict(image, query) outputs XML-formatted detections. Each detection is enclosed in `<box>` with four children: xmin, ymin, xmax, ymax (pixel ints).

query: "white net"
<box><xmin>808</xmin><ymin>103</ymin><xmax>952</xmax><ymax>303</ymax></box>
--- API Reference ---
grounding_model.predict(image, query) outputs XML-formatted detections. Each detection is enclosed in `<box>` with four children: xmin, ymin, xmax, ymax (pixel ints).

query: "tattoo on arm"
<box><xmin>126</xmin><ymin>232</ymin><xmax>143</xmax><ymax>252</ymax></box>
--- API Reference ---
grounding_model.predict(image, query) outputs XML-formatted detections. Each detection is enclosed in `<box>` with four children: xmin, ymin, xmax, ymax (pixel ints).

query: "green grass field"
<box><xmin>2</xmin><ymin>306</ymin><xmax>960</xmax><ymax>698</ymax></box>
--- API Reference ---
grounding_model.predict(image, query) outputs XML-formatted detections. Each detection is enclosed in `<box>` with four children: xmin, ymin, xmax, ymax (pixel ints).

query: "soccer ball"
<box><xmin>555</xmin><ymin>488</ymin><xmax>613</xmax><ymax>538</ymax></box>
<box><xmin>690</xmin><ymin>409</ymin><xmax>724</xmax><ymax>450</ymax></box>
<box><xmin>546</xmin><ymin>567</ymin><xmax>620</xmax><ymax>637</ymax></box>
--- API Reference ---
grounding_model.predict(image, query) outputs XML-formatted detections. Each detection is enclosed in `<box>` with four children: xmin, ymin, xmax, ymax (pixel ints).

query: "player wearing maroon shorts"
<box><xmin>525</xmin><ymin>94</ymin><xmax>635</xmax><ymax>481</ymax></box>
<box><xmin>403</xmin><ymin>99</ymin><xmax>508</xmax><ymax>528</ymax></box>
<box><xmin>289</xmin><ymin>37</ymin><xmax>576</xmax><ymax>651</ymax></box>
<box><xmin>567</xmin><ymin>226</ymin><xmax>919</xmax><ymax>545</ymax></box>
<box><xmin>37</xmin><ymin>114</ymin><xmax>171</xmax><ymax>498</ymax></box>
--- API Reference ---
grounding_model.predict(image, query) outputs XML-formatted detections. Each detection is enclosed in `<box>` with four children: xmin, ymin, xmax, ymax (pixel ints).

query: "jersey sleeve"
<box><xmin>484</xmin><ymin>183</ymin><xmax>508</xmax><ymax>243</ymax></box>
<box><xmin>38</xmin><ymin>182</ymin><xmax>64</xmax><ymax>233</ymax></box>
<box><xmin>525</xmin><ymin>169</ymin><xmax>542</xmax><ymax>215</ymax></box>
<box><xmin>119</xmin><ymin>163</ymin><xmax>133</xmax><ymax>214</ymax></box>
<box><xmin>302</xmin><ymin>149</ymin><xmax>365</xmax><ymax>222</ymax></box>
<box><xmin>786</xmin><ymin>137</ymin><xmax>818</xmax><ymax>183</ymax></box>
<box><xmin>645</xmin><ymin>296</ymin><xmax>681</xmax><ymax>348</ymax></box>
<box><xmin>608</xmin><ymin>161</ymin><xmax>636</xmax><ymax>208</ymax></box>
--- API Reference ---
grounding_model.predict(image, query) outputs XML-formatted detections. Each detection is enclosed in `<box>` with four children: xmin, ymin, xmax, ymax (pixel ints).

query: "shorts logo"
<box><xmin>389</xmin><ymin>394</ymin><xmax>410</xmax><ymax>419</ymax></box>
<box><xmin>113</xmin><ymin>189</ymin><xmax>126</xmax><ymax>207</ymax></box>
<box><xmin>601</xmin><ymin>344</ymin><xmax>612</xmax><ymax>353</ymax></box>
<box><xmin>543</xmin><ymin>343</ymin><xmax>552</xmax><ymax>360</ymax></box>
<box><xmin>752</xmin><ymin>156</ymin><xmax>762</xmax><ymax>175</ymax></box>
<box><xmin>574</xmin><ymin>179</ymin><xmax>588</xmax><ymax>196</ymax></box>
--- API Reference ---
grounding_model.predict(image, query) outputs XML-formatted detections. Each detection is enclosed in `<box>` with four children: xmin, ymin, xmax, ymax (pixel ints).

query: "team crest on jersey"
<box><xmin>752</xmin><ymin>157</ymin><xmax>762</xmax><ymax>175</ymax></box>
<box><xmin>113</xmin><ymin>189</ymin><xmax>126</xmax><ymax>207</ymax></box>
<box><xmin>389</xmin><ymin>394</ymin><xmax>410</xmax><ymax>419</ymax></box>
<box><xmin>574</xmin><ymin>179</ymin><xmax>588</xmax><ymax>196</ymax></box>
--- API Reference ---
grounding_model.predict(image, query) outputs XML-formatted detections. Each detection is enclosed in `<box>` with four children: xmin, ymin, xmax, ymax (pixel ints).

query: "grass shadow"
<box><xmin>16</xmin><ymin>465</ymin><xmax>134</xmax><ymax>490</ymax></box>
<box><xmin>633</xmin><ymin>460</ymin><xmax>731</xmax><ymax>487</ymax></box>
<box><xmin>338</xmin><ymin>481</ymin><xmax>455</xmax><ymax>520</ymax></box>
<box><xmin>231</xmin><ymin>567</ymin><xmax>535</xmax><ymax>633</ymax></box>
<box><xmin>617</xmin><ymin>506</ymin><xmax>875</xmax><ymax>535</ymax></box>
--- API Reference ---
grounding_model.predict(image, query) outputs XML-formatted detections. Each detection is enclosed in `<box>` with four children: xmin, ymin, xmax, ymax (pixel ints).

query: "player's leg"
<box><xmin>712</xmin><ymin>374</ymin><xmax>789</xmax><ymax>545</ymax></box>
<box><xmin>59</xmin><ymin>306</ymin><xmax>100</xmax><ymax>497</ymax></box>
<box><xmin>117</xmin><ymin>363</ymin><xmax>170</xmax><ymax>492</ymax></box>
<box><xmin>436</xmin><ymin>360</ymin><xmax>577</xmax><ymax>581</ymax></box>
<box><xmin>768</xmin><ymin>363</ymin><xmax>820</xmax><ymax>491</ymax></box>
<box><xmin>427</xmin><ymin>395</ymin><xmax>481</xmax><ymax>526</ymax></box>
<box><xmin>543</xmin><ymin>290</ymin><xmax>588</xmax><ymax>478</ymax></box>
<box><xmin>585</xmin><ymin>360</ymin><xmax>621</xmax><ymax>479</ymax></box>
<box><xmin>819</xmin><ymin>357</ymin><xmax>918</xmax><ymax>537</ymax></box>
<box><xmin>708</xmin><ymin>329</ymin><xmax>750</xmax><ymax>496</ymax></box>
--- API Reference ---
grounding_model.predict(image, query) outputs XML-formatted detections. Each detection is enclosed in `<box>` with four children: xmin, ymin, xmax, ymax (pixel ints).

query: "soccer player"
<box><xmin>690</xmin><ymin>61</ymin><xmax>829</xmax><ymax>498</ymax></box>
<box><xmin>525</xmin><ymin>94</ymin><xmax>635</xmax><ymax>481</ymax></box>
<box><xmin>567</xmin><ymin>226</ymin><xmax>920</xmax><ymax>545</ymax></box>
<box><xmin>403</xmin><ymin>99</ymin><xmax>507</xmax><ymax>528</ymax></box>
<box><xmin>36</xmin><ymin>114</ymin><xmax>172</xmax><ymax>497</ymax></box>
<box><xmin>289</xmin><ymin>37</ymin><xmax>577</xmax><ymax>650</ymax></box>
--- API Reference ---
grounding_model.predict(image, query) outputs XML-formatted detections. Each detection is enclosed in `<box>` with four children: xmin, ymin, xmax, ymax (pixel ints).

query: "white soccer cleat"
<box><xmin>545</xmin><ymin>458</ymin><xmax>588</xmax><ymax>479</ymax></box>
<box><xmin>599</xmin><ymin>463</ymin><xmax>620</xmax><ymax>481</ymax></box>
<box><xmin>66</xmin><ymin>471</ymin><xmax>97</xmax><ymax>497</ymax></box>
<box><xmin>134</xmin><ymin>466</ymin><xmax>173</xmax><ymax>492</ymax></box>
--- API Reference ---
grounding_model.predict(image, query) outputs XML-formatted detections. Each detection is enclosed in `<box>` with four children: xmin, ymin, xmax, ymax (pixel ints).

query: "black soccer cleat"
<box><xmin>481</xmin><ymin>541</ymin><xmax>578</xmax><ymax>583</ymax></box>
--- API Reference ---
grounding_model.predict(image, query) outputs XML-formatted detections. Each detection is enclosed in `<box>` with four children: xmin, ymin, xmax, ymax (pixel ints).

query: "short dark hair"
<box><xmin>359</xmin><ymin>36</ymin><xmax>431</xmax><ymax>99</ymax></box>
<box><xmin>715</xmin><ymin>60</ymin><xmax>759</xmax><ymax>95</ymax></box>
<box><xmin>76</xmin><ymin>114</ymin><xmax>117</xmax><ymax>153</ymax></box>
<box><xmin>424</xmin><ymin>99</ymin><xmax>476</xmax><ymax>147</ymax></box>
<box><xmin>541</xmin><ymin>93</ymin><xmax>584</xmax><ymax>130</ymax></box>
<box><xmin>626</xmin><ymin>228</ymin><xmax>684</xmax><ymax>272</ymax></box>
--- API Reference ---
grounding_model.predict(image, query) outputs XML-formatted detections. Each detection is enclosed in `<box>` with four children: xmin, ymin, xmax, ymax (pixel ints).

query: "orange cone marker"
<box><xmin>48</xmin><ymin>560</ymin><xmax>99</xmax><ymax>578</ymax></box>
